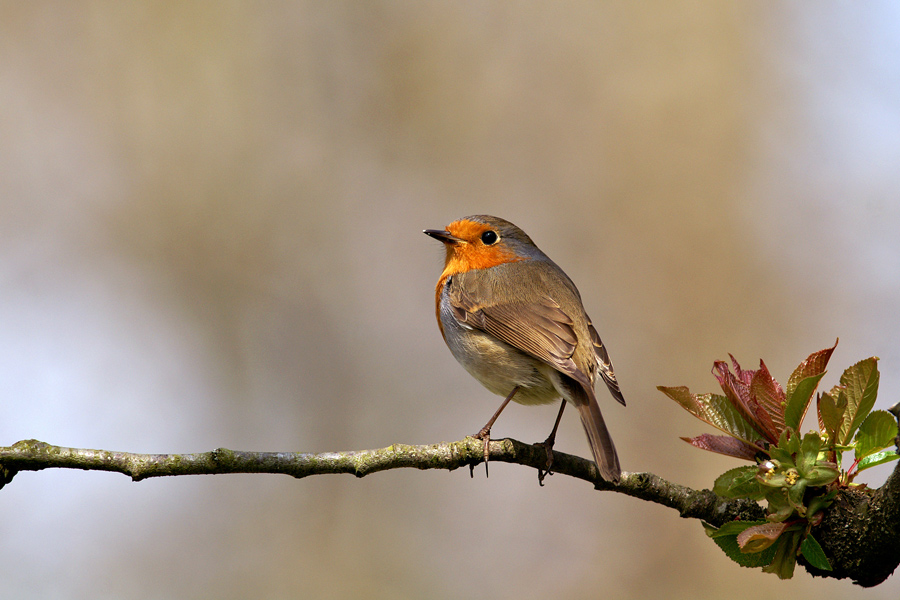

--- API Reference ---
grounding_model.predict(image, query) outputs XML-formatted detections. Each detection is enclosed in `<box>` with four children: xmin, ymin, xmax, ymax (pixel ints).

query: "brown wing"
<box><xmin>448</xmin><ymin>280</ymin><xmax>593</xmax><ymax>391</ymax></box>
<box><xmin>588</xmin><ymin>319</ymin><xmax>626</xmax><ymax>406</ymax></box>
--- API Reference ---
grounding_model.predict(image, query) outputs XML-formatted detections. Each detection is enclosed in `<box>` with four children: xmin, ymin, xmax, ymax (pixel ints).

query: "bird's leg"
<box><xmin>538</xmin><ymin>400</ymin><xmax>567</xmax><ymax>485</ymax></box>
<box><xmin>472</xmin><ymin>386</ymin><xmax>520</xmax><ymax>477</ymax></box>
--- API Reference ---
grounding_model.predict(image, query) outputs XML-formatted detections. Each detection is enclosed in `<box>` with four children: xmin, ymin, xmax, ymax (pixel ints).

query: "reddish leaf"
<box><xmin>786</xmin><ymin>340</ymin><xmax>837</xmax><ymax>403</ymax></box>
<box><xmin>659</xmin><ymin>386</ymin><xmax>765</xmax><ymax>443</ymax></box>
<box><xmin>714</xmin><ymin>361</ymin><xmax>756</xmax><ymax>425</ymax></box>
<box><xmin>681</xmin><ymin>434</ymin><xmax>761</xmax><ymax>460</ymax></box>
<box><xmin>714</xmin><ymin>358</ymin><xmax>779</xmax><ymax>444</ymax></box>
<box><xmin>750</xmin><ymin>360</ymin><xmax>786</xmax><ymax>439</ymax></box>
<box><xmin>729</xmin><ymin>354</ymin><xmax>755</xmax><ymax>387</ymax></box>
<box><xmin>737</xmin><ymin>522</ymin><xmax>790</xmax><ymax>553</ymax></box>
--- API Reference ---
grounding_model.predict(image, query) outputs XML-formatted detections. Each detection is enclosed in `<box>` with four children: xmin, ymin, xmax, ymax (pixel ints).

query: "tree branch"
<box><xmin>0</xmin><ymin>437</ymin><xmax>761</xmax><ymax>525</ymax></box>
<box><xmin>3</xmin><ymin>436</ymin><xmax>899</xmax><ymax>586</ymax></box>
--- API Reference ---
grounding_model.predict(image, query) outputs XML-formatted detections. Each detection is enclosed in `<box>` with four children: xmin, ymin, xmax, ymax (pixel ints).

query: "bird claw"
<box><xmin>473</xmin><ymin>428</ymin><xmax>491</xmax><ymax>477</ymax></box>
<box><xmin>537</xmin><ymin>435</ymin><xmax>556</xmax><ymax>486</ymax></box>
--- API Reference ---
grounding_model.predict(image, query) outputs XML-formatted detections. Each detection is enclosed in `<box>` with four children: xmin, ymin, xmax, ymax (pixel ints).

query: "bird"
<box><xmin>424</xmin><ymin>215</ymin><xmax>625</xmax><ymax>482</ymax></box>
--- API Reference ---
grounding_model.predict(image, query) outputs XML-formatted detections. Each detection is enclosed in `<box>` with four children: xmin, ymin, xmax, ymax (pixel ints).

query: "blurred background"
<box><xmin>2</xmin><ymin>2</ymin><xmax>900</xmax><ymax>598</ymax></box>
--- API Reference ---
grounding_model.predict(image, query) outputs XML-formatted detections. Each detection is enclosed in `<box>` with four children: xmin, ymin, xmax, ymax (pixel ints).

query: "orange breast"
<box><xmin>434</xmin><ymin>273</ymin><xmax>450</xmax><ymax>340</ymax></box>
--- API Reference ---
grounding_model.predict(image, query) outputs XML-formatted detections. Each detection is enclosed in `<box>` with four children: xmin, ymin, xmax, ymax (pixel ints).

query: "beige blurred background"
<box><xmin>2</xmin><ymin>2</ymin><xmax>900</xmax><ymax>599</ymax></box>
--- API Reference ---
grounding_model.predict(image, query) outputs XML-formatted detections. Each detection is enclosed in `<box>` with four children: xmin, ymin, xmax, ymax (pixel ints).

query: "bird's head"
<box><xmin>424</xmin><ymin>215</ymin><xmax>540</xmax><ymax>275</ymax></box>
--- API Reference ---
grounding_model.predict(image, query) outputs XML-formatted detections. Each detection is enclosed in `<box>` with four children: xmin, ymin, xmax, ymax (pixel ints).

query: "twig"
<box><xmin>0</xmin><ymin>437</ymin><xmax>763</xmax><ymax>526</ymax></box>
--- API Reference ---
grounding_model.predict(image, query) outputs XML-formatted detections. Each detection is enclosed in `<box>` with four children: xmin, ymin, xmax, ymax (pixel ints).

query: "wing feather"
<box><xmin>589</xmin><ymin>320</ymin><xmax>626</xmax><ymax>406</ymax></box>
<box><xmin>449</xmin><ymin>278</ymin><xmax>591</xmax><ymax>389</ymax></box>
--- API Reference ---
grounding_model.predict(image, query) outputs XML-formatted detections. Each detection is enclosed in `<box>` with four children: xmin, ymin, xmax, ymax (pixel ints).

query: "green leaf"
<box><xmin>797</xmin><ymin>431</ymin><xmax>824</xmax><ymax>475</ymax></box>
<box><xmin>762</xmin><ymin>529</ymin><xmax>802</xmax><ymax>579</ymax></box>
<box><xmin>764</xmin><ymin>487</ymin><xmax>796</xmax><ymax>522</ymax></box>
<box><xmin>767</xmin><ymin>444</ymin><xmax>794</xmax><ymax>466</ymax></box>
<box><xmin>714</xmin><ymin>465</ymin><xmax>765</xmax><ymax>499</ymax></box>
<box><xmin>803</xmin><ymin>462</ymin><xmax>840</xmax><ymax>487</ymax></box>
<box><xmin>707</xmin><ymin>520</ymin><xmax>766</xmax><ymax>539</ymax></box>
<box><xmin>857</xmin><ymin>450</ymin><xmax>900</xmax><ymax>472</ymax></box>
<box><xmin>838</xmin><ymin>358</ymin><xmax>880</xmax><ymax>445</ymax></box>
<box><xmin>788</xmin><ymin>431</ymin><xmax>838</xmax><ymax>487</ymax></box>
<box><xmin>786</xmin><ymin>478</ymin><xmax>808</xmax><ymax>511</ymax></box>
<box><xmin>800</xmin><ymin>533</ymin><xmax>832</xmax><ymax>571</ymax></box>
<box><xmin>785</xmin><ymin>373</ymin><xmax>826</xmax><ymax>431</ymax></box>
<box><xmin>855</xmin><ymin>410</ymin><xmax>898</xmax><ymax>459</ymax></box>
<box><xmin>658</xmin><ymin>386</ymin><xmax>764</xmax><ymax>443</ymax></box>
<box><xmin>807</xmin><ymin>490</ymin><xmax>838</xmax><ymax>519</ymax></box>
<box><xmin>818</xmin><ymin>390</ymin><xmax>847</xmax><ymax>444</ymax></box>
<box><xmin>773</xmin><ymin>427</ymin><xmax>800</xmax><ymax>459</ymax></box>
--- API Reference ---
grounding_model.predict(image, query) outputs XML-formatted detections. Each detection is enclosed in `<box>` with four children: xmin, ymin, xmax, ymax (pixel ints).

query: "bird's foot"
<box><xmin>471</xmin><ymin>427</ymin><xmax>491</xmax><ymax>478</ymax></box>
<box><xmin>537</xmin><ymin>433</ymin><xmax>556</xmax><ymax>486</ymax></box>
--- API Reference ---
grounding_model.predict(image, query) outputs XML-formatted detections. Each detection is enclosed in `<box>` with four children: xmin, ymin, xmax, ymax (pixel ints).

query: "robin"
<box><xmin>424</xmin><ymin>215</ymin><xmax>625</xmax><ymax>482</ymax></box>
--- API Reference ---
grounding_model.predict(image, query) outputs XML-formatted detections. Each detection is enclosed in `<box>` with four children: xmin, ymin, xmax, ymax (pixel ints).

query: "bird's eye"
<box><xmin>480</xmin><ymin>230</ymin><xmax>499</xmax><ymax>245</ymax></box>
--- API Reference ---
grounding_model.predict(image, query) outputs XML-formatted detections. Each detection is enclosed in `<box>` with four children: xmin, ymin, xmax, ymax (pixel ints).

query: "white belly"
<box><xmin>440</xmin><ymin>304</ymin><xmax>560</xmax><ymax>406</ymax></box>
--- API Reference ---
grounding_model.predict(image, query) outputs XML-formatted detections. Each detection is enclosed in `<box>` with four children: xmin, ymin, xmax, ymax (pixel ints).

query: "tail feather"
<box><xmin>575</xmin><ymin>389</ymin><xmax>621</xmax><ymax>482</ymax></box>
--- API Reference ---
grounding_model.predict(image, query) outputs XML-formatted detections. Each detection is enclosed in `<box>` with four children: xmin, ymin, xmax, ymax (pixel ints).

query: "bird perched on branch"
<box><xmin>424</xmin><ymin>215</ymin><xmax>625</xmax><ymax>482</ymax></box>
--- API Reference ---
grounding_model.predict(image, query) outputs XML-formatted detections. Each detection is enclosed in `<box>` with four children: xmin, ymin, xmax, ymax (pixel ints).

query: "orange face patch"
<box><xmin>439</xmin><ymin>219</ymin><xmax>524</xmax><ymax>276</ymax></box>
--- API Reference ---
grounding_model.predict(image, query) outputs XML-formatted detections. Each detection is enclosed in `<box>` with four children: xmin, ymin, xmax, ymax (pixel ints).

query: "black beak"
<box><xmin>423</xmin><ymin>229</ymin><xmax>464</xmax><ymax>244</ymax></box>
